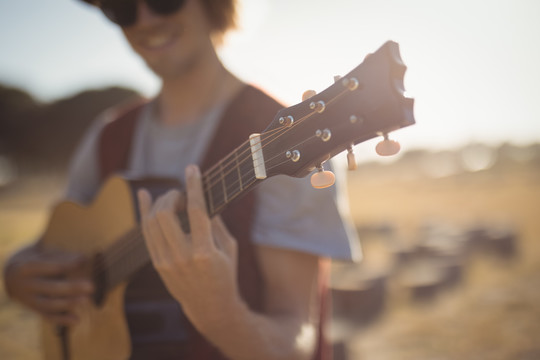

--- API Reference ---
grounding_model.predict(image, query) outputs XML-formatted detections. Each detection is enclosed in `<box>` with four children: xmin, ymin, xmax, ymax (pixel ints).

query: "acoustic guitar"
<box><xmin>39</xmin><ymin>40</ymin><xmax>415</xmax><ymax>359</ymax></box>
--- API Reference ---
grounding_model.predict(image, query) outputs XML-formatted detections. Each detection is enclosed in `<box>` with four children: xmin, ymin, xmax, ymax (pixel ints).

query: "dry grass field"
<box><xmin>334</xmin><ymin>151</ymin><xmax>540</xmax><ymax>360</ymax></box>
<box><xmin>0</xmin><ymin>148</ymin><xmax>539</xmax><ymax>359</ymax></box>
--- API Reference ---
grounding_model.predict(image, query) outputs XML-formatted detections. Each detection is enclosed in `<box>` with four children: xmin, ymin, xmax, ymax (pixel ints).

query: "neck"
<box><xmin>157</xmin><ymin>49</ymin><xmax>243</xmax><ymax>125</ymax></box>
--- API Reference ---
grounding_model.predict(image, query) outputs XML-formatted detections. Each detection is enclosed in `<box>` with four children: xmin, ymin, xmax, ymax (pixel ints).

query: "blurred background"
<box><xmin>1</xmin><ymin>0</ymin><xmax>539</xmax><ymax>359</ymax></box>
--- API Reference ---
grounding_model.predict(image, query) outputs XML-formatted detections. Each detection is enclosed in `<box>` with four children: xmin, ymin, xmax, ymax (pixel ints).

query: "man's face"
<box><xmin>120</xmin><ymin>0</ymin><xmax>214</xmax><ymax>79</ymax></box>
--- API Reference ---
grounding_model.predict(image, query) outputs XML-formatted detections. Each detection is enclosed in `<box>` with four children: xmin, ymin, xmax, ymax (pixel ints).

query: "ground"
<box><xmin>0</xmin><ymin>158</ymin><xmax>539</xmax><ymax>359</ymax></box>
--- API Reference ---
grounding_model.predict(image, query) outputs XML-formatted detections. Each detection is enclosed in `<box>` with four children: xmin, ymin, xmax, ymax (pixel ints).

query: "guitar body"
<box><xmin>40</xmin><ymin>176</ymin><xmax>137</xmax><ymax>360</ymax></box>
<box><xmin>33</xmin><ymin>40</ymin><xmax>415</xmax><ymax>360</ymax></box>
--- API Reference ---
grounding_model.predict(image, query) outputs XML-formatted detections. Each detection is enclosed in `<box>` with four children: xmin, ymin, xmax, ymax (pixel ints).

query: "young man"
<box><xmin>3</xmin><ymin>1</ymin><xmax>356</xmax><ymax>359</ymax></box>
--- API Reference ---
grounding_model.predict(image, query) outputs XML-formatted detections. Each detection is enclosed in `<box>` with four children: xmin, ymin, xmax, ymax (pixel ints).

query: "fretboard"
<box><xmin>97</xmin><ymin>138</ymin><xmax>263</xmax><ymax>293</ymax></box>
<box><xmin>203</xmin><ymin>140</ymin><xmax>263</xmax><ymax>217</ymax></box>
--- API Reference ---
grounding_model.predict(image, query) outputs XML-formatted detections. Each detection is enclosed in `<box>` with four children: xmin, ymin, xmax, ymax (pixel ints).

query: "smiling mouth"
<box><xmin>140</xmin><ymin>32</ymin><xmax>177</xmax><ymax>51</ymax></box>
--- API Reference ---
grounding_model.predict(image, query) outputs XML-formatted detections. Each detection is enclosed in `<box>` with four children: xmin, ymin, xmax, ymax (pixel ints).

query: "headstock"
<box><xmin>259</xmin><ymin>41</ymin><xmax>415</xmax><ymax>185</ymax></box>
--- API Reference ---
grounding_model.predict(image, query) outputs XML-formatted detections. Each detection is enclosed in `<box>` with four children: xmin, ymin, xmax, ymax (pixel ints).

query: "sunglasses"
<box><xmin>97</xmin><ymin>0</ymin><xmax>187</xmax><ymax>27</ymax></box>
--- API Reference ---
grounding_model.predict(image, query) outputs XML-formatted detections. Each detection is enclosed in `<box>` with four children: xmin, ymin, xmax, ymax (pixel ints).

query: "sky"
<box><xmin>1</xmin><ymin>0</ymin><xmax>539</xmax><ymax>160</ymax></box>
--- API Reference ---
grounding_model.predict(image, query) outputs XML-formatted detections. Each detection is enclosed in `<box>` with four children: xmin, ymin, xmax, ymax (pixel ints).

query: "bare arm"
<box><xmin>210</xmin><ymin>245</ymin><xmax>320</xmax><ymax>360</ymax></box>
<box><xmin>138</xmin><ymin>164</ymin><xmax>321</xmax><ymax>360</ymax></box>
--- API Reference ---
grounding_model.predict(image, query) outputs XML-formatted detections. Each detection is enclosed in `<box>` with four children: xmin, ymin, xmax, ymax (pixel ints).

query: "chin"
<box><xmin>146</xmin><ymin>60</ymin><xmax>187</xmax><ymax>80</ymax></box>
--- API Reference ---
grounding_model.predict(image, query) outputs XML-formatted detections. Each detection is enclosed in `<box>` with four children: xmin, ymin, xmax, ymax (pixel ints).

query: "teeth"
<box><xmin>145</xmin><ymin>34</ymin><xmax>172</xmax><ymax>48</ymax></box>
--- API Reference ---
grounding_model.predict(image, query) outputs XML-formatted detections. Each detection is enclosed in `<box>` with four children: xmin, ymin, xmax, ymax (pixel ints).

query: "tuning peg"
<box><xmin>302</xmin><ymin>90</ymin><xmax>317</xmax><ymax>101</ymax></box>
<box><xmin>375</xmin><ymin>133</ymin><xmax>401</xmax><ymax>156</ymax></box>
<box><xmin>311</xmin><ymin>165</ymin><xmax>335</xmax><ymax>189</ymax></box>
<box><xmin>347</xmin><ymin>145</ymin><xmax>357</xmax><ymax>170</ymax></box>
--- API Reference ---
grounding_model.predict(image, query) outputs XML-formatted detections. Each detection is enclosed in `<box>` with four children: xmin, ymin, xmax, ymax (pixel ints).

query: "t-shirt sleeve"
<box><xmin>64</xmin><ymin>115</ymin><xmax>108</xmax><ymax>204</ymax></box>
<box><xmin>251</xmin><ymin>163</ymin><xmax>361</xmax><ymax>261</ymax></box>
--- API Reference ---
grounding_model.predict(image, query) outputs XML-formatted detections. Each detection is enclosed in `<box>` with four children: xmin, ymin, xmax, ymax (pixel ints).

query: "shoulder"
<box><xmin>205</xmin><ymin>85</ymin><xmax>284</xmax><ymax>164</ymax></box>
<box><xmin>98</xmin><ymin>98</ymin><xmax>149</xmax><ymax>138</ymax></box>
<box><xmin>224</xmin><ymin>85</ymin><xmax>284</xmax><ymax>129</ymax></box>
<box><xmin>237</xmin><ymin>85</ymin><xmax>284</xmax><ymax>108</ymax></box>
<box><xmin>96</xmin><ymin>98</ymin><xmax>149</xmax><ymax>181</ymax></box>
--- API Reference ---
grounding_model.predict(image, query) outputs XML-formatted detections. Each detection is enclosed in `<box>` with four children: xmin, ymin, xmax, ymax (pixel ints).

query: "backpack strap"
<box><xmin>98</xmin><ymin>99</ymin><xmax>147</xmax><ymax>181</ymax></box>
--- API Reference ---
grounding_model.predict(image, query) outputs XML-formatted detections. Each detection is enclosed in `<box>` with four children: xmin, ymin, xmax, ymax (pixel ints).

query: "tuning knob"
<box><xmin>302</xmin><ymin>90</ymin><xmax>317</xmax><ymax>101</ymax></box>
<box><xmin>347</xmin><ymin>145</ymin><xmax>357</xmax><ymax>170</ymax></box>
<box><xmin>311</xmin><ymin>165</ymin><xmax>335</xmax><ymax>189</ymax></box>
<box><xmin>375</xmin><ymin>133</ymin><xmax>401</xmax><ymax>156</ymax></box>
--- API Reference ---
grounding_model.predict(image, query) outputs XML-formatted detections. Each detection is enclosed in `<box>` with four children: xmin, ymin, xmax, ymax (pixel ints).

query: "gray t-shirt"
<box><xmin>66</xmin><ymin>100</ymin><xmax>359</xmax><ymax>261</ymax></box>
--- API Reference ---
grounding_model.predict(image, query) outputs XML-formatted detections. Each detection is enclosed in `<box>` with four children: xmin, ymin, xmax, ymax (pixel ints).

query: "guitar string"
<box><xmin>94</xmin><ymin>86</ymin><xmax>356</xmax><ymax>279</ymax></box>
<box><xmin>201</xmin><ymin>118</ymin><xmax>298</xmax><ymax>190</ymax></box>
<box><xmin>96</xmin><ymin>123</ymin><xmax>354</xmax><ymax>281</ymax></box>
<box><xmin>201</xmin><ymin>80</ymin><xmax>359</xmax><ymax>194</ymax></box>
<box><xmin>202</xmin><ymin>85</ymin><xmax>352</xmax><ymax>192</ymax></box>
<box><xmin>210</xmin><ymin>108</ymin><xmax>368</xmax><ymax>207</ymax></box>
<box><xmin>97</xmin><ymin>118</ymin><xmax>324</xmax><ymax>280</ymax></box>
<box><xmin>94</xmin><ymin>125</ymin><xmax>312</xmax><ymax>281</ymax></box>
<box><xmin>202</xmin><ymin>126</ymin><xmax>286</xmax><ymax>191</ymax></box>
<box><xmin>96</xmin><ymin>114</ymin><xmax>360</xmax><ymax>284</ymax></box>
<box><xmin>95</xmin><ymin>162</ymin><xmax>264</xmax><ymax>280</ymax></box>
<box><xmin>201</xmin><ymin>84</ymin><xmax>356</xmax><ymax>206</ymax></box>
<box><xmin>203</xmin><ymin>83</ymin><xmax>367</xmax><ymax>223</ymax></box>
<box><xmin>201</xmin><ymin>69</ymin><xmax>378</xmax><ymax>189</ymax></box>
<box><xmin>94</xmin><ymin>121</ymin><xmax>295</xmax><ymax>272</ymax></box>
<box><xmin>202</xmin><ymin>124</ymin><xmax>285</xmax><ymax>177</ymax></box>
<box><xmin>173</xmin><ymin>110</ymin><xmax>313</xmax><ymax>218</ymax></box>
<box><xmin>202</xmin><ymin>104</ymin><xmax>317</xmax><ymax>184</ymax></box>
<box><xmin>94</xmin><ymin>126</ymin><xmax>301</xmax><ymax>279</ymax></box>
<box><xmin>99</xmin><ymin>86</ymin><xmax>408</xmax><ymax>287</ymax></box>
<box><xmin>94</xmin><ymin>87</ymin><xmax>357</xmax><ymax>279</ymax></box>
<box><xmin>207</xmin><ymin>130</ymin><xmax>321</xmax><ymax>213</ymax></box>
<box><xmin>202</xmin><ymin>110</ymin><xmax>312</xmax><ymax>191</ymax></box>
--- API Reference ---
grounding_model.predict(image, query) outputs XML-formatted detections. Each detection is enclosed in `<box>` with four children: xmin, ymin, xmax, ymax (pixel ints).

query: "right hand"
<box><xmin>3</xmin><ymin>245</ymin><xmax>94</xmax><ymax>326</ymax></box>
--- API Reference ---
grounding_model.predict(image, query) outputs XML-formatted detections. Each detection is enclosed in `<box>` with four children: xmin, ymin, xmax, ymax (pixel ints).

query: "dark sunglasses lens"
<box><xmin>101</xmin><ymin>0</ymin><xmax>137</xmax><ymax>27</ymax></box>
<box><xmin>147</xmin><ymin>0</ymin><xmax>186</xmax><ymax>15</ymax></box>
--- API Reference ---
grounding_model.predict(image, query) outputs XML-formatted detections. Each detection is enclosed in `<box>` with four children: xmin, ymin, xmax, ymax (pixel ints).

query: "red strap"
<box><xmin>98</xmin><ymin>99</ymin><xmax>147</xmax><ymax>181</ymax></box>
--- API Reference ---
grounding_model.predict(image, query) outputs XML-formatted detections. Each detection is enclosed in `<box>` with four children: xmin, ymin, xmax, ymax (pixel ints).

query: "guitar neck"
<box><xmin>96</xmin><ymin>40</ymin><xmax>416</xmax><ymax>295</ymax></box>
<box><xmin>202</xmin><ymin>138</ymin><xmax>264</xmax><ymax>218</ymax></box>
<box><xmin>100</xmin><ymin>138</ymin><xmax>263</xmax><ymax>293</ymax></box>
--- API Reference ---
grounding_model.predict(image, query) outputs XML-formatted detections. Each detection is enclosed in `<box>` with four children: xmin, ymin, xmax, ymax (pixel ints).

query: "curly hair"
<box><xmin>200</xmin><ymin>0</ymin><xmax>237</xmax><ymax>37</ymax></box>
<box><xmin>80</xmin><ymin>0</ymin><xmax>238</xmax><ymax>40</ymax></box>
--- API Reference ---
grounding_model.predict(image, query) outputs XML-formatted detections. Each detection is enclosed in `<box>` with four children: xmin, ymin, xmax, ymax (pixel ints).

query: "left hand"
<box><xmin>137</xmin><ymin>165</ymin><xmax>240</xmax><ymax>329</ymax></box>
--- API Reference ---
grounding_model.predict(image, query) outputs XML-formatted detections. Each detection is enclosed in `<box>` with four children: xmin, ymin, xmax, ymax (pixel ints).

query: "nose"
<box><xmin>135</xmin><ymin>0</ymin><xmax>162</xmax><ymax>27</ymax></box>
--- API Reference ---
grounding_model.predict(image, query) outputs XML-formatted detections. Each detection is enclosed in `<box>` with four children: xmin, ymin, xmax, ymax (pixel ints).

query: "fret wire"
<box><xmin>203</xmin><ymin>121</ymin><xmax>298</xmax><ymax>190</ymax></box>
<box><xmin>100</xmin><ymin>138</ymin><xmax>262</xmax><ymax>285</ymax></box>
<box><xmin>203</xmin><ymin>141</ymin><xmax>256</xmax><ymax>191</ymax></box>
<box><xmin>202</xmin><ymin>125</ymin><xmax>284</xmax><ymax>193</ymax></box>
<box><xmin>204</xmin><ymin>142</ymin><xmax>249</xmax><ymax>184</ymax></box>
<box><xmin>205</xmin><ymin>92</ymin><xmax>344</xmax><ymax>193</ymax></box>
<box><xmin>98</xmin><ymin>146</ymin><xmax>278</xmax><ymax>289</ymax></box>
<box><xmin>212</xmin><ymin>176</ymin><xmax>259</xmax><ymax>214</ymax></box>
<box><xmin>207</xmin><ymin>176</ymin><xmax>222</xmax><ymax>217</ymax></box>
<box><xmin>205</xmin><ymin>174</ymin><xmax>215</xmax><ymax>216</ymax></box>
<box><xmin>204</xmin><ymin>143</ymin><xmax>255</xmax><ymax>217</ymax></box>
<box><xmin>202</xmin><ymin>125</ymin><xmax>285</xmax><ymax>179</ymax></box>
<box><xmin>210</xmin><ymin>164</ymin><xmax>258</xmax><ymax>209</ymax></box>
<box><xmin>220</xmin><ymin>162</ymin><xmax>228</xmax><ymax>204</ymax></box>
<box><xmin>97</xmin><ymin>105</ymin><xmax>331</xmax><ymax>288</ymax></box>
<box><xmin>227</xmin><ymin>177</ymin><xmax>241</xmax><ymax>200</ymax></box>
<box><xmin>207</xmin><ymin>165</ymin><xmax>257</xmax><ymax>212</ymax></box>
<box><xmin>235</xmin><ymin>149</ymin><xmax>244</xmax><ymax>192</ymax></box>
